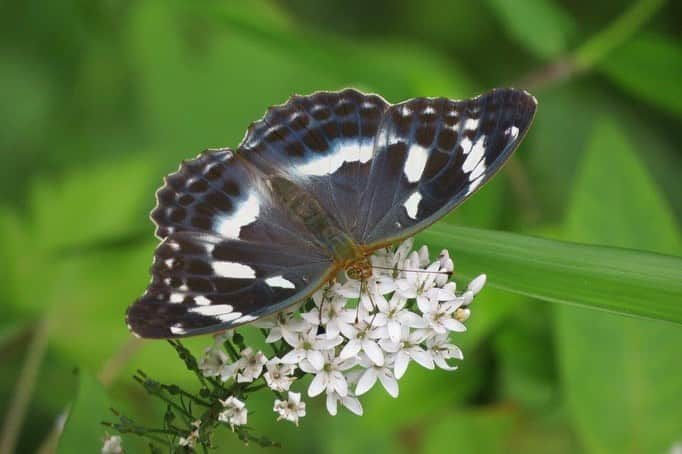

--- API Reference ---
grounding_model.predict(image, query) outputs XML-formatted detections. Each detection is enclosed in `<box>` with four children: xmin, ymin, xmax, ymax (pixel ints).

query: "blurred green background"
<box><xmin>1</xmin><ymin>0</ymin><xmax>681</xmax><ymax>453</ymax></box>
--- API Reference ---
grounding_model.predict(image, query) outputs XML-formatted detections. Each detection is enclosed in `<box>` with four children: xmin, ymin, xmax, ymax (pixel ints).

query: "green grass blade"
<box><xmin>418</xmin><ymin>224</ymin><xmax>682</xmax><ymax>324</ymax></box>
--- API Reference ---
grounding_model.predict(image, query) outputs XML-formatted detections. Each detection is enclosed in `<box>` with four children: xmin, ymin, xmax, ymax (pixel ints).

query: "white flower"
<box><xmin>198</xmin><ymin>345</ymin><xmax>228</xmax><ymax>378</ymax></box>
<box><xmin>218</xmin><ymin>396</ymin><xmax>247</xmax><ymax>430</ymax></box>
<box><xmin>426</xmin><ymin>334</ymin><xmax>463</xmax><ymax>370</ymax></box>
<box><xmin>273</xmin><ymin>392</ymin><xmax>306</xmax><ymax>425</ymax></box>
<box><xmin>325</xmin><ymin>391</ymin><xmax>363</xmax><ymax>416</ymax></box>
<box><xmin>101</xmin><ymin>434</ymin><xmax>123</xmax><ymax>454</ymax></box>
<box><xmin>300</xmin><ymin>350</ymin><xmax>356</xmax><ymax>397</ymax></box>
<box><xmin>195</xmin><ymin>236</ymin><xmax>481</xmax><ymax>422</ymax></box>
<box><xmin>236</xmin><ymin>348</ymin><xmax>267</xmax><ymax>383</ymax></box>
<box><xmin>281</xmin><ymin>328</ymin><xmax>342</xmax><ymax>369</ymax></box>
<box><xmin>263</xmin><ymin>359</ymin><xmax>296</xmax><ymax>392</ymax></box>
<box><xmin>355</xmin><ymin>355</ymin><xmax>399</xmax><ymax>398</ymax></box>
<box><xmin>178</xmin><ymin>420</ymin><xmax>201</xmax><ymax>448</ymax></box>
<box><xmin>381</xmin><ymin>327</ymin><xmax>434</xmax><ymax>379</ymax></box>
<box><xmin>339</xmin><ymin>320</ymin><xmax>386</xmax><ymax>366</ymax></box>
<box><xmin>418</xmin><ymin>295</ymin><xmax>466</xmax><ymax>335</ymax></box>
<box><xmin>300</xmin><ymin>292</ymin><xmax>355</xmax><ymax>339</ymax></box>
<box><xmin>394</xmin><ymin>253</ymin><xmax>442</xmax><ymax>308</ymax></box>
<box><xmin>372</xmin><ymin>292</ymin><xmax>427</xmax><ymax>342</ymax></box>
<box><xmin>254</xmin><ymin>310</ymin><xmax>307</xmax><ymax>343</ymax></box>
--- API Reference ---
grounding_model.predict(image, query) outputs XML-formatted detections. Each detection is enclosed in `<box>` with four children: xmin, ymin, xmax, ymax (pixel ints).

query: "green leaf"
<box><xmin>598</xmin><ymin>32</ymin><xmax>682</xmax><ymax>117</ymax></box>
<box><xmin>423</xmin><ymin>409</ymin><xmax>515</xmax><ymax>454</ymax></box>
<box><xmin>556</xmin><ymin>119</ymin><xmax>682</xmax><ymax>453</ymax></box>
<box><xmin>57</xmin><ymin>371</ymin><xmax>115</xmax><ymax>454</ymax></box>
<box><xmin>418</xmin><ymin>223</ymin><xmax>682</xmax><ymax>324</ymax></box>
<box><xmin>483</xmin><ymin>0</ymin><xmax>575</xmax><ymax>59</ymax></box>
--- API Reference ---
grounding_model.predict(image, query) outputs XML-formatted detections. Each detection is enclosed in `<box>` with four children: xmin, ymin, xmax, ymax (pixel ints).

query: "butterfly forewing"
<box><xmin>360</xmin><ymin>88</ymin><xmax>536</xmax><ymax>245</ymax></box>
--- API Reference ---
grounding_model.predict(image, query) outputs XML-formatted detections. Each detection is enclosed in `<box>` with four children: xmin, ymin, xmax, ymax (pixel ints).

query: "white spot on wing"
<box><xmin>296</xmin><ymin>139</ymin><xmax>373</xmax><ymax>176</ymax></box>
<box><xmin>265</xmin><ymin>275</ymin><xmax>296</xmax><ymax>289</ymax></box>
<box><xmin>463</xmin><ymin>136</ymin><xmax>486</xmax><ymax>173</ymax></box>
<box><xmin>194</xmin><ymin>295</ymin><xmax>212</xmax><ymax>306</ymax></box>
<box><xmin>235</xmin><ymin>314</ymin><xmax>258</xmax><ymax>323</ymax></box>
<box><xmin>215</xmin><ymin>312</ymin><xmax>242</xmax><ymax>323</ymax></box>
<box><xmin>215</xmin><ymin>192</ymin><xmax>260</xmax><ymax>239</ymax></box>
<box><xmin>467</xmin><ymin>175</ymin><xmax>485</xmax><ymax>195</ymax></box>
<box><xmin>404</xmin><ymin>192</ymin><xmax>422</xmax><ymax>219</ymax></box>
<box><xmin>170</xmin><ymin>324</ymin><xmax>186</xmax><ymax>335</ymax></box>
<box><xmin>506</xmin><ymin>126</ymin><xmax>519</xmax><ymax>140</ymax></box>
<box><xmin>358</xmin><ymin>140</ymin><xmax>373</xmax><ymax>163</ymax></box>
<box><xmin>190</xmin><ymin>304</ymin><xmax>233</xmax><ymax>316</ymax></box>
<box><xmin>463</xmin><ymin>118</ymin><xmax>479</xmax><ymax>130</ymax></box>
<box><xmin>170</xmin><ymin>293</ymin><xmax>184</xmax><ymax>303</ymax></box>
<box><xmin>404</xmin><ymin>145</ymin><xmax>429</xmax><ymax>183</ymax></box>
<box><xmin>469</xmin><ymin>159</ymin><xmax>487</xmax><ymax>181</ymax></box>
<box><xmin>213</xmin><ymin>261</ymin><xmax>256</xmax><ymax>279</ymax></box>
<box><xmin>460</xmin><ymin>136</ymin><xmax>473</xmax><ymax>155</ymax></box>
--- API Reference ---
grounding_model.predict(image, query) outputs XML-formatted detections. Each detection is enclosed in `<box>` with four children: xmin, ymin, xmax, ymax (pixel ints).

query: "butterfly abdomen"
<box><xmin>269</xmin><ymin>175</ymin><xmax>361</xmax><ymax>263</ymax></box>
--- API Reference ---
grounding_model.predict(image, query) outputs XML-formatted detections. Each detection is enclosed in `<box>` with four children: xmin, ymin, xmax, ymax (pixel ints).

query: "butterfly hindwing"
<box><xmin>360</xmin><ymin>88</ymin><xmax>537</xmax><ymax>245</ymax></box>
<box><xmin>127</xmin><ymin>231</ymin><xmax>332</xmax><ymax>338</ymax></box>
<box><xmin>127</xmin><ymin>148</ymin><xmax>334</xmax><ymax>338</ymax></box>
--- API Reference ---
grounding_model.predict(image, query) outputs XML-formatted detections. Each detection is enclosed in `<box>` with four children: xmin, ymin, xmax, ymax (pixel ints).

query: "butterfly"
<box><xmin>126</xmin><ymin>88</ymin><xmax>536</xmax><ymax>338</ymax></box>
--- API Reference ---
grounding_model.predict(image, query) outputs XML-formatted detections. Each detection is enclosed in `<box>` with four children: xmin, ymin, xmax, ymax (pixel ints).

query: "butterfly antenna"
<box><xmin>370</xmin><ymin>265</ymin><xmax>452</xmax><ymax>276</ymax></box>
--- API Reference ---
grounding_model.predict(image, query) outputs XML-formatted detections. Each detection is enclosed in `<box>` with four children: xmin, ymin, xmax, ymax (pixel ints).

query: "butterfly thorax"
<box><xmin>269</xmin><ymin>175</ymin><xmax>365</xmax><ymax>265</ymax></box>
<box><xmin>346</xmin><ymin>257</ymin><xmax>373</xmax><ymax>280</ymax></box>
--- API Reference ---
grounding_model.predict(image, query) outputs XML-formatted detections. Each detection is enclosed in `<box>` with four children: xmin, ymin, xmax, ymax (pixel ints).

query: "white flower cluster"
<box><xmin>198</xmin><ymin>238</ymin><xmax>485</xmax><ymax>427</ymax></box>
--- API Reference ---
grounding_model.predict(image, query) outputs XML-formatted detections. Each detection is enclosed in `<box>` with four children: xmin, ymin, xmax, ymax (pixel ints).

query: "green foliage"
<box><xmin>418</xmin><ymin>224</ymin><xmax>682</xmax><ymax>323</ymax></box>
<box><xmin>599</xmin><ymin>32</ymin><xmax>682</xmax><ymax>116</ymax></box>
<box><xmin>556</xmin><ymin>119</ymin><xmax>682</xmax><ymax>453</ymax></box>
<box><xmin>1</xmin><ymin>0</ymin><xmax>681</xmax><ymax>453</ymax></box>
<box><xmin>57</xmin><ymin>371</ymin><xmax>115</xmax><ymax>454</ymax></box>
<box><xmin>484</xmin><ymin>0</ymin><xmax>575</xmax><ymax>59</ymax></box>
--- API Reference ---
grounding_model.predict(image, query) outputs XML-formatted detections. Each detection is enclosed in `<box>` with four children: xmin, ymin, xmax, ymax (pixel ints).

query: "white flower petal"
<box><xmin>307</xmin><ymin>350</ymin><xmax>325</xmax><ymax>370</ymax></box>
<box><xmin>387</xmin><ymin>321</ymin><xmax>402</xmax><ymax>343</ymax></box>
<box><xmin>411</xmin><ymin>349</ymin><xmax>435</xmax><ymax>369</ymax></box>
<box><xmin>443</xmin><ymin>318</ymin><xmax>467</xmax><ymax>332</ymax></box>
<box><xmin>401</xmin><ymin>311</ymin><xmax>428</xmax><ymax>328</ymax></box>
<box><xmin>340</xmin><ymin>339</ymin><xmax>361</xmax><ymax>360</ymax></box>
<box><xmin>378</xmin><ymin>371</ymin><xmax>399</xmax><ymax>398</ymax></box>
<box><xmin>341</xmin><ymin>395</ymin><xmax>363</xmax><ymax>416</ymax></box>
<box><xmin>280</xmin><ymin>350</ymin><xmax>305</xmax><ymax>365</ymax></box>
<box><xmin>434</xmin><ymin>356</ymin><xmax>458</xmax><ymax>370</ymax></box>
<box><xmin>362</xmin><ymin>340</ymin><xmax>384</xmax><ymax>366</ymax></box>
<box><xmin>355</xmin><ymin>368</ymin><xmax>378</xmax><ymax>395</ymax></box>
<box><xmin>467</xmin><ymin>274</ymin><xmax>487</xmax><ymax>294</ymax></box>
<box><xmin>308</xmin><ymin>373</ymin><xmax>327</xmax><ymax>397</ymax></box>
<box><xmin>331</xmin><ymin>371</ymin><xmax>348</xmax><ymax>396</ymax></box>
<box><xmin>394</xmin><ymin>351</ymin><xmax>410</xmax><ymax>379</ymax></box>
<box><xmin>326</xmin><ymin>393</ymin><xmax>338</xmax><ymax>416</ymax></box>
